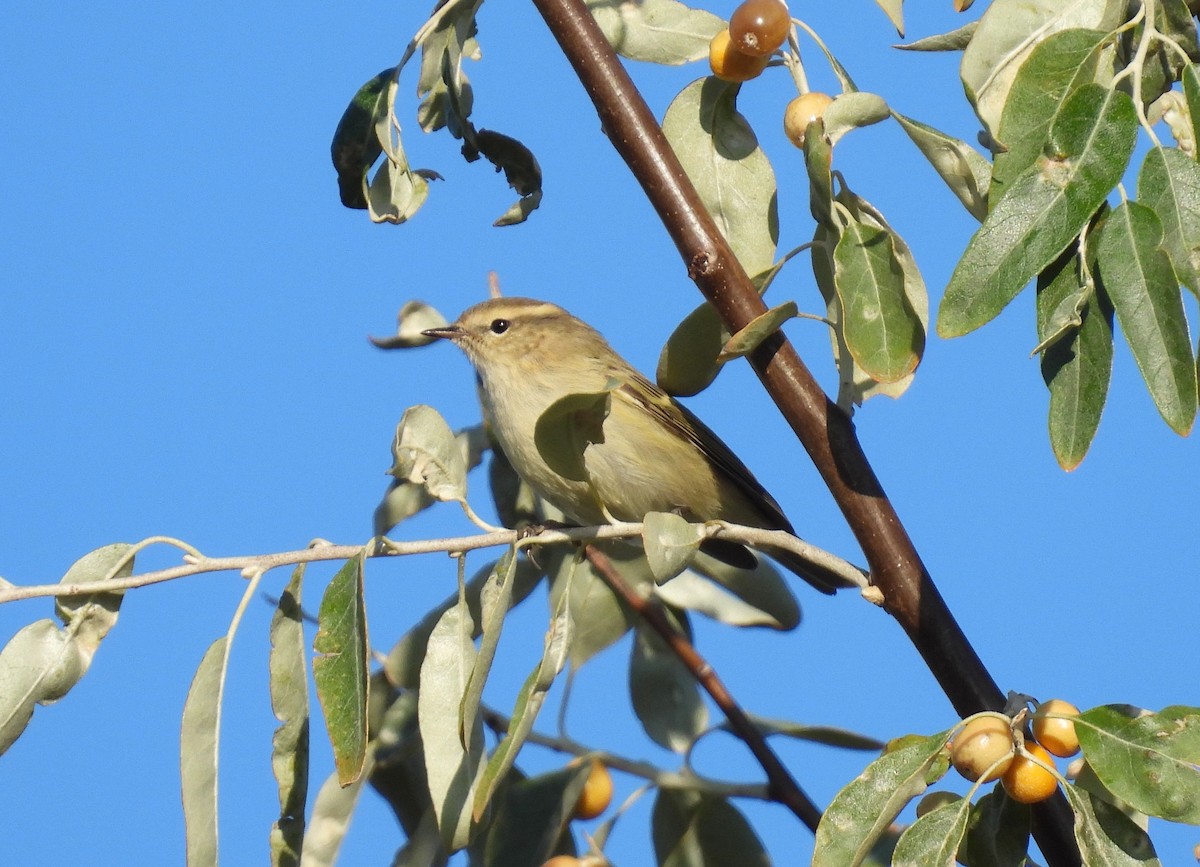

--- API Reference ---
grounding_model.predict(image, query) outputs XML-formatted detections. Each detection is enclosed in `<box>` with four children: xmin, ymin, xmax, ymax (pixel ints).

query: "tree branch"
<box><xmin>528</xmin><ymin>1</ymin><xmax>1080</xmax><ymax>862</ymax></box>
<box><xmin>583</xmin><ymin>544</ymin><xmax>824</xmax><ymax>831</ymax></box>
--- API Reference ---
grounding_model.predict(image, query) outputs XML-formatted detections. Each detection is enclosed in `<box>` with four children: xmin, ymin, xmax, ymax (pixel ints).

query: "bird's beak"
<box><xmin>422</xmin><ymin>325</ymin><xmax>462</xmax><ymax>340</ymax></box>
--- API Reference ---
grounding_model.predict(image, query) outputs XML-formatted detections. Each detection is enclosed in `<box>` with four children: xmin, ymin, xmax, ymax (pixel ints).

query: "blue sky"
<box><xmin>2</xmin><ymin>2</ymin><xmax>1196</xmax><ymax>864</ymax></box>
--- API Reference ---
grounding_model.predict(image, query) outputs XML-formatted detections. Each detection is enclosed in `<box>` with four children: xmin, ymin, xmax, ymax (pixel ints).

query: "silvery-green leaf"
<box><xmin>377</xmin><ymin>424</ymin><xmax>487</xmax><ymax>535</ymax></box>
<box><xmin>673</xmin><ymin>552</ymin><xmax>800</xmax><ymax>630</ymax></box>
<box><xmin>663</xmin><ymin>77</ymin><xmax>778</xmax><ymax>279</ymax></box>
<box><xmin>483</xmin><ymin>764</ymin><xmax>590</xmax><ymax>865</ymax></box>
<box><xmin>587</xmin><ymin>0</ymin><xmax>723</xmax><ymax>65</ymax></box>
<box><xmin>892</xmin><ymin>112</ymin><xmax>990</xmax><ymax>221</ymax></box>
<box><xmin>873</xmin><ymin>0</ymin><xmax>904</xmax><ymax>36</ymax></box>
<box><xmin>269</xmin><ymin>566</ymin><xmax>308</xmax><ymax>867</ymax></box>
<box><xmin>459</xmin><ymin>550</ymin><xmax>518</xmax><ymax>751</ymax></box>
<box><xmin>0</xmin><ymin>544</ymin><xmax>132</xmax><ymax>755</ymax></box>
<box><xmin>823</xmin><ymin>92</ymin><xmax>890</xmax><ymax>146</ymax></box>
<box><xmin>896</xmin><ymin>21</ymin><xmax>977</xmax><ymax>52</ymax></box>
<box><xmin>369</xmin><ymin>300</ymin><xmax>449</xmax><ymax>349</ymax></box>
<box><xmin>419</xmin><ymin>596</ymin><xmax>485</xmax><ymax>851</ymax></box>
<box><xmin>657</xmin><ymin>301</ymin><xmax>727</xmax><ymax>397</ymax></box>
<box><xmin>390</xmin><ymin>405</ymin><xmax>468</xmax><ymax>502</ymax></box>
<box><xmin>642</xmin><ymin>511</ymin><xmax>703</xmax><ymax>582</ymax></box>
<box><xmin>181</xmin><ymin>637</ymin><xmax>228</xmax><ymax>867</ymax></box>
<box><xmin>892</xmin><ymin>796</ymin><xmax>971</xmax><ymax>867</ymax></box>
<box><xmin>300</xmin><ymin>768</ymin><xmax>368</xmax><ymax>867</ymax></box>
<box><xmin>546</xmin><ymin>540</ymin><xmax>646</xmax><ymax>667</ymax></box>
<box><xmin>717</xmin><ymin>301</ymin><xmax>797</xmax><ymax>362</ymax></box>
<box><xmin>533</xmin><ymin>389</ymin><xmax>612</xmax><ymax>484</ymax></box>
<box><xmin>630</xmin><ymin>624</ymin><xmax>707</xmax><ymax>753</ymax></box>
<box><xmin>960</xmin><ymin>0</ymin><xmax>1126</xmax><ymax>136</ymax></box>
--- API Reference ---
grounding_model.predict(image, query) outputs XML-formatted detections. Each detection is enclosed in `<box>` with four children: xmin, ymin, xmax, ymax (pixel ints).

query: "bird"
<box><xmin>423</xmin><ymin>296</ymin><xmax>847</xmax><ymax>594</ymax></box>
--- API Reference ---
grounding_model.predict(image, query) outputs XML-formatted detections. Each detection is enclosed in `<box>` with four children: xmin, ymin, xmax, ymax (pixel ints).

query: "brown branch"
<box><xmin>583</xmin><ymin>544</ymin><xmax>824</xmax><ymax>832</ymax></box>
<box><xmin>530</xmin><ymin>1</ymin><xmax>1079</xmax><ymax>863</ymax></box>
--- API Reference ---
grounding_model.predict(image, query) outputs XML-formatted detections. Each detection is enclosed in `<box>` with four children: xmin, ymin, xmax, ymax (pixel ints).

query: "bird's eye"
<box><xmin>489</xmin><ymin>318</ymin><xmax>511</xmax><ymax>334</ymax></box>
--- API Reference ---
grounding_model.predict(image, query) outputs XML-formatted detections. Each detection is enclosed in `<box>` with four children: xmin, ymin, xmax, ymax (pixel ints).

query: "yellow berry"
<box><xmin>783</xmin><ymin>92</ymin><xmax>834</xmax><ymax>147</ymax></box>
<box><xmin>573</xmin><ymin>759</ymin><xmax>613</xmax><ymax>820</ymax></box>
<box><xmin>1032</xmin><ymin>699</ymin><xmax>1081</xmax><ymax>758</ymax></box>
<box><xmin>708</xmin><ymin>29</ymin><xmax>770</xmax><ymax>83</ymax></box>
<box><xmin>950</xmin><ymin>716</ymin><xmax>1015</xmax><ymax>783</ymax></box>
<box><xmin>1002</xmin><ymin>743</ymin><xmax>1059</xmax><ymax>804</ymax></box>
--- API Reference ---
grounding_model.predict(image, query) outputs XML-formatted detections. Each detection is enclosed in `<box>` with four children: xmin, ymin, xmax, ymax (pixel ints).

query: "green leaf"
<box><xmin>1038</xmin><ymin>246</ymin><xmax>1114</xmax><ymax>470</ymax></box>
<box><xmin>891</xmin><ymin>795</ymin><xmax>971</xmax><ymax>867</ymax></box>
<box><xmin>962</xmin><ymin>788</ymin><xmax>1031</xmax><ymax>867</ymax></box>
<box><xmin>313</xmin><ymin>555</ymin><xmax>369</xmax><ymax>786</ymax></box>
<box><xmin>834</xmin><ymin>217</ymin><xmax>922</xmax><ymax>383</ymax></box>
<box><xmin>533</xmin><ymin>387</ymin><xmax>612</xmax><ymax>485</ymax></box>
<box><xmin>546</xmin><ymin>542</ymin><xmax>637</xmax><ymax>667</ymax></box>
<box><xmin>1062</xmin><ymin>782</ymin><xmax>1162</xmax><ymax>866</ymax></box>
<box><xmin>663</xmin><ymin>77</ymin><xmax>778</xmax><ymax>279</ymax></box>
<box><xmin>269</xmin><ymin>566</ymin><xmax>308</xmax><ymax>867</ymax></box>
<box><xmin>586</xmin><ymin>0</ymin><xmax>723</xmax><ymax>65</ymax></box>
<box><xmin>1138</xmin><ymin>145</ymin><xmax>1200</xmax><ymax>298</ymax></box>
<box><xmin>1077</xmin><ymin>705</ymin><xmax>1200</xmax><ymax>824</ymax></box>
<box><xmin>717</xmin><ymin>301</ymin><xmax>797</xmax><ymax>362</ymax></box>
<box><xmin>629</xmin><ymin>623</ymin><xmax>707</xmax><ymax>753</ymax></box>
<box><xmin>181</xmin><ymin>636</ymin><xmax>228</xmax><ymax>867</ymax></box>
<box><xmin>656</xmin><ymin>301</ymin><xmax>727</xmax><ymax>397</ymax></box>
<box><xmin>938</xmin><ymin>84</ymin><xmax>1137</xmax><ymax>338</ymax></box>
<box><xmin>891</xmin><ymin>112</ymin><xmax>990</xmax><ymax>221</ymax></box>
<box><xmin>367</xmin><ymin>73</ymin><xmax>432</xmax><ymax>225</ymax></box>
<box><xmin>385</xmin><ymin>557</ymin><xmax>543</xmax><ymax>689</ymax></box>
<box><xmin>483</xmin><ymin>764</ymin><xmax>589</xmax><ymax>866</ymax></box>
<box><xmin>0</xmin><ymin>543</ymin><xmax>131</xmax><ymax>756</ymax></box>
<box><xmin>330</xmin><ymin>68</ymin><xmax>393</xmax><ymax>210</ymax></box>
<box><xmin>960</xmin><ymin>0</ymin><xmax>1126</xmax><ymax>136</ymax></box>
<box><xmin>812</xmin><ymin>730</ymin><xmax>952</xmax><ymax>866</ymax></box>
<box><xmin>472</xmin><ymin>590</ymin><xmax>573</xmax><ymax>820</ymax></box>
<box><xmin>1095</xmin><ymin>201</ymin><xmax>1198</xmax><ymax>433</ymax></box>
<box><xmin>459</xmin><ymin>549</ymin><xmax>518</xmax><ymax>751</ymax></box>
<box><xmin>712</xmin><ymin>713</ymin><xmax>884</xmax><ymax>751</ymax></box>
<box><xmin>652</xmin><ymin>789</ymin><xmax>771</xmax><ymax>866</ymax></box>
<box><xmin>419</xmin><ymin>594</ymin><xmax>485</xmax><ymax>850</ymax></box>
<box><xmin>642</xmin><ymin>511</ymin><xmax>703</xmax><ymax>582</ymax></box>
<box><xmin>990</xmin><ymin>28</ymin><xmax>1113</xmax><ymax>204</ymax></box>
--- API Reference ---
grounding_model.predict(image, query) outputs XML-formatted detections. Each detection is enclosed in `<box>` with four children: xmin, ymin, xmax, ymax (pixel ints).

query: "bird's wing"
<box><xmin>614</xmin><ymin>373</ymin><xmax>795</xmax><ymax>533</ymax></box>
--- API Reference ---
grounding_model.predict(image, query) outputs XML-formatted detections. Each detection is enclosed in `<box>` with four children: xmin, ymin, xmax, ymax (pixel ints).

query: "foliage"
<box><xmin>3</xmin><ymin>1</ymin><xmax>1199</xmax><ymax>866</ymax></box>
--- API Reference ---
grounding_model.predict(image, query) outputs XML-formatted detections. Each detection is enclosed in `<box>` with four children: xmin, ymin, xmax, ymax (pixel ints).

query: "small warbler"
<box><xmin>424</xmin><ymin>297</ymin><xmax>845</xmax><ymax>594</ymax></box>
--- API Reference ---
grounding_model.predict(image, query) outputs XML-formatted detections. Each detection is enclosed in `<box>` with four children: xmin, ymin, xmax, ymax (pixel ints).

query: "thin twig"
<box><xmin>478</xmin><ymin>706</ymin><xmax>771</xmax><ymax>801</ymax></box>
<box><xmin>0</xmin><ymin>520</ymin><xmax>865</xmax><ymax>606</ymax></box>
<box><xmin>583</xmin><ymin>544</ymin><xmax>824</xmax><ymax>832</ymax></box>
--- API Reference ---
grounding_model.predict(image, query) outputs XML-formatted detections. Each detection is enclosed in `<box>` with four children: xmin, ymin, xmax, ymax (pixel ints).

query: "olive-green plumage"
<box><xmin>425</xmin><ymin>297</ymin><xmax>843</xmax><ymax>594</ymax></box>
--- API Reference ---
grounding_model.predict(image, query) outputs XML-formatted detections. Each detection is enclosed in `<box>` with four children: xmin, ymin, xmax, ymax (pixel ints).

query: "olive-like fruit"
<box><xmin>1002</xmin><ymin>743</ymin><xmax>1059</xmax><ymax>804</ymax></box>
<box><xmin>950</xmin><ymin>715</ymin><xmax>1015</xmax><ymax>783</ymax></box>
<box><xmin>573</xmin><ymin>759</ymin><xmax>613</xmax><ymax>820</ymax></box>
<box><xmin>709</xmin><ymin>29</ymin><xmax>770</xmax><ymax>82</ymax></box>
<box><xmin>915</xmin><ymin>791</ymin><xmax>962</xmax><ymax>818</ymax></box>
<box><xmin>729</xmin><ymin>0</ymin><xmax>791</xmax><ymax>57</ymax></box>
<box><xmin>1032</xmin><ymin>699</ymin><xmax>1081</xmax><ymax>758</ymax></box>
<box><xmin>783</xmin><ymin>91</ymin><xmax>834</xmax><ymax>148</ymax></box>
